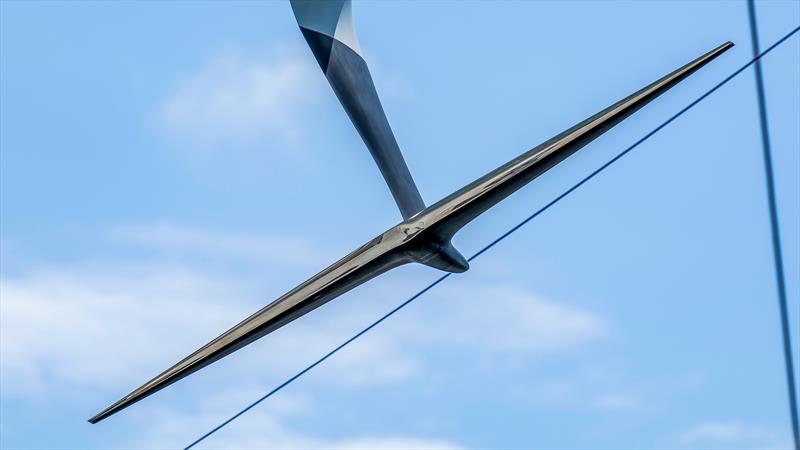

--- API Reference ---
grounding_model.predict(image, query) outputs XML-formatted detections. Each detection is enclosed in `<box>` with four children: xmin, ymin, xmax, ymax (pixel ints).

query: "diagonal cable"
<box><xmin>185</xmin><ymin>25</ymin><xmax>800</xmax><ymax>450</ymax></box>
<box><xmin>746</xmin><ymin>2</ymin><xmax>800</xmax><ymax>449</ymax></box>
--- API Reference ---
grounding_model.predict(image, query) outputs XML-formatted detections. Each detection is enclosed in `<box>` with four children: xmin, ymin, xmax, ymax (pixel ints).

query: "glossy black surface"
<box><xmin>89</xmin><ymin>41</ymin><xmax>732</xmax><ymax>424</ymax></box>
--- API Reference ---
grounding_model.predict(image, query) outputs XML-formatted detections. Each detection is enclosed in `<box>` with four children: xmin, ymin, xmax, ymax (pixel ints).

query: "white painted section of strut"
<box><xmin>332</xmin><ymin>0</ymin><xmax>364</xmax><ymax>57</ymax></box>
<box><xmin>290</xmin><ymin>0</ymin><xmax>343</xmax><ymax>38</ymax></box>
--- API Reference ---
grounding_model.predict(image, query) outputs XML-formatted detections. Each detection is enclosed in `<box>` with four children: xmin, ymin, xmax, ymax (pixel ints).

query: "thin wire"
<box><xmin>185</xmin><ymin>26</ymin><xmax>800</xmax><ymax>450</ymax></box>
<box><xmin>746</xmin><ymin>3</ymin><xmax>800</xmax><ymax>449</ymax></box>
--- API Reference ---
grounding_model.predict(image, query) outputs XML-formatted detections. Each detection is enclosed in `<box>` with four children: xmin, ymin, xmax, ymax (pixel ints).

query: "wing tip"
<box><xmin>88</xmin><ymin>402</ymin><xmax>122</xmax><ymax>424</ymax></box>
<box><xmin>89</xmin><ymin>392</ymin><xmax>146</xmax><ymax>424</ymax></box>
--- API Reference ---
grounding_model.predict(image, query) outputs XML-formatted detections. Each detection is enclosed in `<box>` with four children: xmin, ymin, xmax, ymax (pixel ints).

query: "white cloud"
<box><xmin>0</xmin><ymin>264</ymin><xmax>418</xmax><ymax>398</ymax></box>
<box><xmin>141</xmin><ymin>395</ymin><xmax>461</xmax><ymax>450</ymax></box>
<box><xmin>329</xmin><ymin>437</ymin><xmax>460</xmax><ymax>450</ymax></box>
<box><xmin>413</xmin><ymin>284</ymin><xmax>609</xmax><ymax>353</ymax></box>
<box><xmin>678</xmin><ymin>421</ymin><xmax>782</xmax><ymax>447</ymax></box>
<box><xmin>157</xmin><ymin>46</ymin><xmax>322</xmax><ymax>149</ymax></box>
<box><xmin>110</xmin><ymin>222</ymin><xmax>335</xmax><ymax>269</ymax></box>
<box><xmin>0</xmin><ymin>265</ymin><xmax>247</xmax><ymax>396</ymax></box>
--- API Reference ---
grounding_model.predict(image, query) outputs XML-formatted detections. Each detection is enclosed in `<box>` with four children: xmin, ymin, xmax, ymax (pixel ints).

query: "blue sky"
<box><xmin>1</xmin><ymin>1</ymin><xmax>798</xmax><ymax>449</ymax></box>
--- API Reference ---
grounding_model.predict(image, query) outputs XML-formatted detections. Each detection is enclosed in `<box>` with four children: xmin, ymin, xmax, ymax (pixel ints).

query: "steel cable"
<box><xmin>185</xmin><ymin>25</ymin><xmax>800</xmax><ymax>449</ymax></box>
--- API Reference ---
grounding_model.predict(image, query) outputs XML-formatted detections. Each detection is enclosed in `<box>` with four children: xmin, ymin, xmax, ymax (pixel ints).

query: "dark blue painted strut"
<box><xmin>746</xmin><ymin>3</ymin><xmax>799</xmax><ymax>449</ymax></box>
<box><xmin>185</xmin><ymin>26</ymin><xmax>800</xmax><ymax>450</ymax></box>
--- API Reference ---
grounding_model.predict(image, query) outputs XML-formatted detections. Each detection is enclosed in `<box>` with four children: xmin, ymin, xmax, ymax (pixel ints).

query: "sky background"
<box><xmin>1</xmin><ymin>1</ymin><xmax>799</xmax><ymax>449</ymax></box>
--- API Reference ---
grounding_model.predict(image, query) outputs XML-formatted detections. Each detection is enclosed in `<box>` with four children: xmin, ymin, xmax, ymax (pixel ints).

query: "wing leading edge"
<box><xmin>89</xmin><ymin>41</ymin><xmax>732</xmax><ymax>424</ymax></box>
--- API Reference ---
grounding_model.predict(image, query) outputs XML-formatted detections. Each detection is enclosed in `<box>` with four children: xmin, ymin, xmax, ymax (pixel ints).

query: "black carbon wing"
<box><xmin>89</xmin><ymin>41</ymin><xmax>732</xmax><ymax>424</ymax></box>
<box><xmin>88</xmin><ymin>227</ymin><xmax>415</xmax><ymax>423</ymax></box>
<box><xmin>416</xmin><ymin>42</ymin><xmax>734</xmax><ymax>242</ymax></box>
